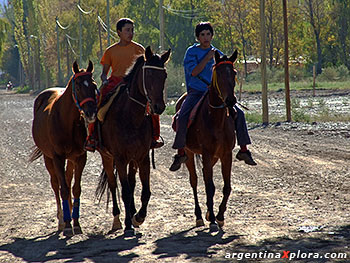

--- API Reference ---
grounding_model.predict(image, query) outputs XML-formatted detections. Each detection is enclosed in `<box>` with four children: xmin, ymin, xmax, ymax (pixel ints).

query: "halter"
<box><xmin>71</xmin><ymin>72</ymin><xmax>98</xmax><ymax>114</ymax></box>
<box><xmin>127</xmin><ymin>63</ymin><xmax>166</xmax><ymax>113</ymax></box>
<box><xmin>209</xmin><ymin>61</ymin><xmax>235</xmax><ymax>109</ymax></box>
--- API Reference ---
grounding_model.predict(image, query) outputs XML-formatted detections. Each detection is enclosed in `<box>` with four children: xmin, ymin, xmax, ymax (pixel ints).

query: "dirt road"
<box><xmin>0</xmin><ymin>91</ymin><xmax>349</xmax><ymax>262</ymax></box>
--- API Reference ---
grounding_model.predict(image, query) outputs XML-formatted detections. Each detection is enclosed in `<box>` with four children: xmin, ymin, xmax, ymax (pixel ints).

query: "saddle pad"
<box><xmin>97</xmin><ymin>84</ymin><xmax>126</xmax><ymax>122</ymax></box>
<box><xmin>172</xmin><ymin>92</ymin><xmax>208</xmax><ymax>132</ymax></box>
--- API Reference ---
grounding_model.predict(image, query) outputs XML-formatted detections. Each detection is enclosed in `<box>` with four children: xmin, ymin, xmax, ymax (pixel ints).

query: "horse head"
<box><xmin>212</xmin><ymin>50</ymin><xmax>238</xmax><ymax>108</ymax></box>
<box><xmin>71</xmin><ymin>61</ymin><xmax>98</xmax><ymax>123</ymax></box>
<box><xmin>142</xmin><ymin>46</ymin><xmax>171</xmax><ymax>115</ymax></box>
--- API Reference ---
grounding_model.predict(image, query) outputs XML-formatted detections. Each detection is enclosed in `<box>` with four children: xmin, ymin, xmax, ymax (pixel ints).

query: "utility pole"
<box><xmin>283</xmin><ymin>0</ymin><xmax>291</xmax><ymax>122</ymax></box>
<box><xmin>79</xmin><ymin>0</ymin><xmax>83</xmax><ymax>65</ymax></box>
<box><xmin>56</xmin><ymin>17</ymin><xmax>63</xmax><ymax>86</ymax></box>
<box><xmin>107</xmin><ymin>0</ymin><xmax>110</xmax><ymax>47</ymax></box>
<box><xmin>98</xmin><ymin>11</ymin><xmax>103</xmax><ymax>58</ymax></box>
<box><xmin>259</xmin><ymin>0</ymin><xmax>269</xmax><ymax>124</ymax></box>
<box><xmin>159</xmin><ymin>0</ymin><xmax>164</xmax><ymax>52</ymax></box>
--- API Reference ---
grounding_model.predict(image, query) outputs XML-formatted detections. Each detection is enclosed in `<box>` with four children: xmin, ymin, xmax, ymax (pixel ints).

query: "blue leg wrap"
<box><xmin>62</xmin><ymin>200</ymin><xmax>72</xmax><ymax>222</ymax></box>
<box><xmin>72</xmin><ymin>198</ymin><xmax>80</xmax><ymax>219</ymax></box>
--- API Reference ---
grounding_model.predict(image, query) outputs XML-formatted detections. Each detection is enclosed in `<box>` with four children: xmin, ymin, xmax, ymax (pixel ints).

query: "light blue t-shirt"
<box><xmin>183</xmin><ymin>44</ymin><xmax>223</xmax><ymax>93</ymax></box>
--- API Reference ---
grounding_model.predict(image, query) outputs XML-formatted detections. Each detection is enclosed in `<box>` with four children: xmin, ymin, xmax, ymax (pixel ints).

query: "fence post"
<box><xmin>313</xmin><ymin>65</ymin><xmax>316</xmax><ymax>97</ymax></box>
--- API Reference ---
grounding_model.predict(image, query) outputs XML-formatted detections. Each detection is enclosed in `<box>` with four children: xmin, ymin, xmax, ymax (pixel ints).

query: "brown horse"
<box><xmin>96</xmin><ymin>46</ymin><xmax>170</xmax><ymax>235</ymax></box>
<box><xmin>175</xmin><ymin>50</ymin><xmax>238</xmax><ymax>232</ymax></box>
<box><xmin>29</xmin><ymin>61</ymin><xmax>98</xmax><ymax>236</ymax></box>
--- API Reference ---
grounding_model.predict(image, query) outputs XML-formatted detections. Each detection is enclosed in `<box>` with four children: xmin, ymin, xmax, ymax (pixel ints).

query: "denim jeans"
<box><xmin>172</xmin><ymin>89</ymin><xmax>205</xmax><ymax>149</ymax></box>
<box><xmin>172</xmin><ymin>90</ymin><xmax>252</xmax><ymax>149</ymax></box>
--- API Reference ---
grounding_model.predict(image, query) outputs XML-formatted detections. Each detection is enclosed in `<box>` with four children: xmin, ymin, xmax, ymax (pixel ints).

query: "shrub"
<box><xmin>318</xmin><ymin>67</ymin><xmax>339</xmax><ymax>81</ymax></box>
<box><xmin>166</xmin><ymin>62</ymin><xmax>186</xmax><ymax>98</ymax></box>
<box><xmin>289</xmin><ymin>66</ymin><xmax>306</xmax><ymax>81</ymax></box>
<box><xmin>336</xmin><ymin>65</ymin><xmax>349</xmax><ymax>80</ymax></box>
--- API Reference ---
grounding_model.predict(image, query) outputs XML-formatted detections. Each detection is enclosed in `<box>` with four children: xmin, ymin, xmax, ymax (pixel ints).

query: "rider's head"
<box><xmin>116</xmin><ymin>18</ymin><xmax>134</xmax><ymax>44</ymax></box>
<box><xmin>195</xmin><ymin>22</ymin><xmax>214</xmax><ymax>38</ymax></box>
<box><xmin>195</xmin><ymin>22</ymin><xmax>214</xmax><ymax>49</ymax></box>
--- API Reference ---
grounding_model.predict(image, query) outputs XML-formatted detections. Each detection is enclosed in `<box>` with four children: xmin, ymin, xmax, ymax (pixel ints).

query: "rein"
<box><xmin>127</xmin><ymin>63</ymin><xmax>166</xmax><ymax>114</ymax></box>
<box><xmin>71</xmin><ymin>72</ymin><xmax>98</xmax><ymax>114</ymax></box>
<box><xmin>209</xmin><ymin>61</ymin><xmax>234</xmax><ymax>109</ymax></box>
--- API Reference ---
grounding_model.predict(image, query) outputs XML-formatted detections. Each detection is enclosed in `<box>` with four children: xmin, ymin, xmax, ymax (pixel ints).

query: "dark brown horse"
<box><xmin>29</xmin><ymin>61</ymin><xmax>98</xmax><ymax>236</ymax></box>
<box><xmin>96</xmin><ymin>46</ymin><xmax>170</xmax><ymax>235</ymax></box>
<box><xmin>175</xmin><ymin>50</ymin><xmax>238</xmax><ymax>232</ymax></box>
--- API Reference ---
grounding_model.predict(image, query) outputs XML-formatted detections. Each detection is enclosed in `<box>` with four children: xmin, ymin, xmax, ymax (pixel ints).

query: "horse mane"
<box><xmin>123</xmin><ymin>55</ymin><xmax>145</xmax><ymax>84</ymax></box>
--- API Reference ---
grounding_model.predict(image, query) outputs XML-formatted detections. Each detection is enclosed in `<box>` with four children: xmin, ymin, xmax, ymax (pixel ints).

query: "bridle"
<box><xmin>209</xmin><ymin>60</ymin><xmax>235</xmax><ymax>109</ymax></box>
<box><xmin>127</xmin><ymin>63</ymin><xmax>166</xmax><ymax>113</ymax></box>
<box><xmin>71</xmin><ymin>71</ymin><xmax>99</xmax><ymax>115</ymax></box>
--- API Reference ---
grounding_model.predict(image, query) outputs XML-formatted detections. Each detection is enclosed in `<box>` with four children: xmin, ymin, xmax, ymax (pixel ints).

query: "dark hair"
<box><xmin>116</xmin><ymin>18</ymin><xmax>134</xmax><ymax>32</ymax></box>
<box><xmin>195</xmin><ymin>22</ymin><xmax>214</xmax><ymax>38</ymax></box>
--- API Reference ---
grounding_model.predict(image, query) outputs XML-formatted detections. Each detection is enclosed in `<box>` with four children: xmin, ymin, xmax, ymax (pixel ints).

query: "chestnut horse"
<box><xmin>96</xmin><ymin>46</ymin><xmax>170</xmax><ymax>235</ymax></box>
<box><xmin>29</xmin><ymin>61</ymin><xmax>98</xmax><ymax>236</ymax></box>
<box><xmin>175</xmin><ymin>50</ymin><xmax>238</xmax><ymax>232</ymax></box>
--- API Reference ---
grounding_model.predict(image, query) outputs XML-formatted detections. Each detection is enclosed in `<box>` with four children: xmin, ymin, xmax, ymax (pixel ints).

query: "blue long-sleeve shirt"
<box><xmin>183</xmin><ymin>44</ymin><xmax>223</xmax><ymax>93</ymax></box>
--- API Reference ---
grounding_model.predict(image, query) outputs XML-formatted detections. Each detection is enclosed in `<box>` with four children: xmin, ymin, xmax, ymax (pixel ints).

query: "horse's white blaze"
<box><xmin>84</xmin><ymin>80</ymin><xmax>89</xmax><ymax>87</ymax></box>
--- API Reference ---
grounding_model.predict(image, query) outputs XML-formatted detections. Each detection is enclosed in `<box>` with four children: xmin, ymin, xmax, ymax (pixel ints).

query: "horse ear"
<box><xmin>229</xmin><ymin>50</ymin><xmax>238</xmax><ymax>63</ymax></box>
<box><xmin>87</xmin><ymin>60</ymin><xmax>94</xmax><ymax>73</ymax></box>
<box><xmin>214</xmin><ymin>50</ymin><xmax>221</xmax><ymax>64</ymax></box>
<box><xmin>145</xmin><ymin>46</ymin><xmax>153</xmax><ymax>61</ymax></box>
<box><xmin>161</xmin><ymin>49</ymin><xmax>171</xmax><ymax>64</ymax></box>
<box><xmin>73</xmin><ymin>61</ymin><xmax>79</xmax><ymax>74</ymax></box>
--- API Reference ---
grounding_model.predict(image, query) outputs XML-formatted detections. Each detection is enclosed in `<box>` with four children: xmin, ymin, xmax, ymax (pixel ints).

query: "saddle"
<box><xmin>172</xmin><ymin>92</ymin><xmax>208</xmax><ymax>132</ymax></box>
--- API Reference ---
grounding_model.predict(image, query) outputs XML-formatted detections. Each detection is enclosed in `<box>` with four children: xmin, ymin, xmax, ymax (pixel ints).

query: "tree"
<box><xmin>301</xmin><ymin>0</ymin><xmax>328</xmax><ymax>74</ymax></box>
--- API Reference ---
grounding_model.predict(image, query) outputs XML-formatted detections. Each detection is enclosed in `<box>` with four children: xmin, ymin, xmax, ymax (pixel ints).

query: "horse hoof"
<box><xmin>58</xmin><ymin>223</ymin><xmax>65</xmax><ymax>231</ymax></box>
<box><xmin>112</xmin><ymin>215</ymin><xmax>122</xmax><ymax>230</ymax></box>
<box><xmin>216</xmin><ymin>219</ymin><xmax>224</xmax><ymax>228</ymax></box>
<box><xmin>132</xmin><ymin>215</ymin><xmax>144</xmax><ymax>227</ymax></box>
<box><xmin>63</xmin><ymin>227</ymin><xmax>74</xmax><ymax>237</ymax></box>
<box><xmin>209</xmin><ymin>223</ymin><xmax>219</xmax><ymax>232</ymax></box>
<box><xmin>124</xmin><ymin>229</ymin><xmax>135</xmax><ymax>238</ymax></box>
<box><xmin>196</xmin><ymin>219</ymin><xmax>204</xmax><ymax>227</ymax></box>
<box><xmin>73</xmin><ymin>226</ymin><xmax>83</xmax><ymax>235</ymax></box>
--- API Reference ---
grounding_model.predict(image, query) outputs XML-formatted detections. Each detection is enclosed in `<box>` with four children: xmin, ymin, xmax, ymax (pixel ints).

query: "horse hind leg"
<box><xmin>132</xmin><ymin>156</ymin><xmax>151</xmax><ymax>228</ymax></box>
<box><xmin>52</xmin><ymin>155</ymin><xmax>73</xmax><ymax>236</ymax></box>
<box><xmin>185</xmin><ymin>152</ymin><xmax>203</xmax><ymax>227</ymax></box>
<box><xmin>44</xmin><ymin>155</ymin><xmax>65</xmax><ymax>231</ymax></box>
<box><xmin>100</xmin><ymin>156</ymin><xmax>122</xmax><ymax>232</ymax></box>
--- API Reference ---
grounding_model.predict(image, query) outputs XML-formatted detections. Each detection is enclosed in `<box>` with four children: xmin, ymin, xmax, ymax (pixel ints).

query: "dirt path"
<box><xmin>0</xmin><ymin>91</ymin><xmax>349</xmax><ymax>262</ymax></box>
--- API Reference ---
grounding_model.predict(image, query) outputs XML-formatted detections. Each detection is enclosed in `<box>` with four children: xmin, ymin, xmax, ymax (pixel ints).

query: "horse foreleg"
<box><xmin>185</xmin><ymin>152</ymin><xmax>203</xmax><ymax>227</ymax></box>
<box><xmin>216</xmin><ymin>153</ymin><xmax>232</xmax><ymax>228</ymax></box>
<box><xmin>102</xmin><ymin>155</ymin><xmax>122</xmax><ymax>232</ymax></box>
<box><xmin>44</xmin><ymin>155</ymin><xmax>65</xmax><ymax>231</ymax></box>
<box><xmin>53</xmin><ymin>155</ymin><xmax>73</xmax><ymax>236</ymax></box>
<box><xmin>116</xmin><ymin>161</ymin><xmax>134</xmax><ymax>235</ymax></box>
<box><xmin>133</xmin><ymin>156</ymin><xmax>151</xmax><ymax>227</ymax></box>
<box><xmin>71</xmin><ymin>154</ymin><xmax>86</xmax><ymax>235</ymax></box>
<box><xmin>202</xmin><ymin>152</ymin><xmax>218</xmax><ymax>232</ymax></box>
<box><xmin>128</xmin><ymin>161</ymin><xmax>137</xmax><ymax>218</ymax></box>
<box><xmin>65</xmin><ymin>161</ymin><xmax>74</xmax><ymax>214</ymax></box>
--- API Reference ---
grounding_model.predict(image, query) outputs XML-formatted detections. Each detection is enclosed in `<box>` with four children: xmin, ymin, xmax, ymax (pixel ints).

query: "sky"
<box><xmin>0</xmin><ymin>0</ymin><xmax>7</xmax><ymax>7</ymax></box>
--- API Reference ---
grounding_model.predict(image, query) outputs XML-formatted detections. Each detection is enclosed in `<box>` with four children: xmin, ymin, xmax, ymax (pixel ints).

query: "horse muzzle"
<box><xmin>225</xmin><ymin>97</ymin><xmax>236</xmax><ymax>108</ymax></box>
<box><xmin>151</xmin><ymin>103</ymin><xmax>166</xmax><ymax>115</ymax></box>
<box><xmin>84</xmin><ymin>112</ymin><xmax>96</xmax><ymax>124</ymax></box>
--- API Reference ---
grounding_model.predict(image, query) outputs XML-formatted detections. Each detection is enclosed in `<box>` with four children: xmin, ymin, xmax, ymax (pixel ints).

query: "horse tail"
<box><xmin>95</xmin><ymin>168</ymin><xmax>109</xmax><ymax>203</ymax></box>
<box><xmin>28</xmin><ymin>146</ymin><xmax>43</xmax><ymax>163</ymax></box>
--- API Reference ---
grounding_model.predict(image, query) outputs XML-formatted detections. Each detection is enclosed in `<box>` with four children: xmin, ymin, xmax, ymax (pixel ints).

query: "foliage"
<box><xmin>318</xmin><ymin>66</ymin><xmax>339</xmax><ymax>81</ymax></box>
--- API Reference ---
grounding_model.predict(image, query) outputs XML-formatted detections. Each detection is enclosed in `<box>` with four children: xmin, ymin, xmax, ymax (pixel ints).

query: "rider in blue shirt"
<box><xmin>169</xmin><ymin>22</ymin><xmax>257</xmax><ymax>171</ymax></box>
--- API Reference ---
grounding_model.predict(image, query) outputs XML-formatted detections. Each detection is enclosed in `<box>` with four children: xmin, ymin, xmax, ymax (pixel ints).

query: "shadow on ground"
<box><xmin>0</xmin><ymin>225</ymin><xmax>349</xmax><ymax>262</ymax></box>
